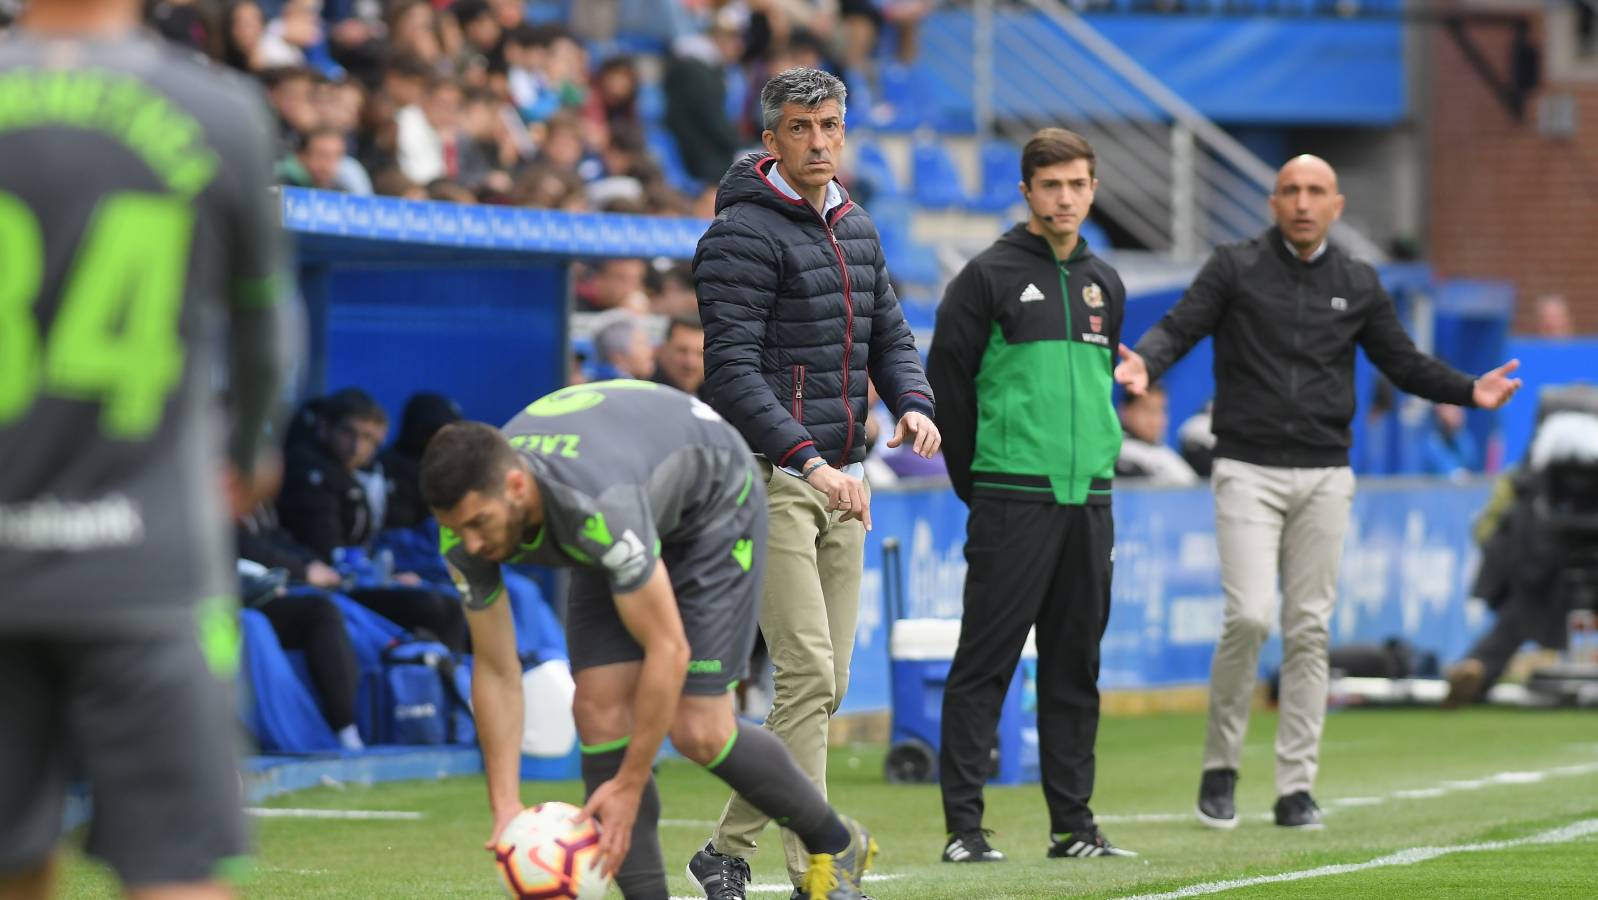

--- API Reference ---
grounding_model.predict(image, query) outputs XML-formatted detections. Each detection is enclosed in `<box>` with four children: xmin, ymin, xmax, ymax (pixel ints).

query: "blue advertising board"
<box><xmin>843</xmin><ymin>479</ymin><xmax>1494</xmax><ymax>714</ymax></box>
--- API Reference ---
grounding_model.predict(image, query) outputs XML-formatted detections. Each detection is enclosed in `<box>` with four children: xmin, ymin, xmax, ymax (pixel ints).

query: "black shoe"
<box><xmin>1196</xmin><ymin>768</ymin><xmax>1239</xmax><ymax>830</ymax></box>
<box><xmin>941</xmin><ymin>829</ymin><xmax>1007</xmax><ymax>862</ymax></box>
<box><xmin>1274</xmin><ymin>791</ymin><xmax>1324</xmax><ymax>829</ymax></box>
<box><xmin>1047</xmin><ymin>826</ymin><xmax>1138</xmax><ymax>858</ymax></box>
<box><xmin>687</xmin><ymin>841</ymin><xmax>751</xmax><ymax>899</ymax></box>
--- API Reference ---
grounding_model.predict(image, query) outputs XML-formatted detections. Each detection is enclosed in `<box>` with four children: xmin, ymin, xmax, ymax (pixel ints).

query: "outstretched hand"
<box><xmin>1472</xmin><ymin>359</ymin><xmax>1523</xmax><ymax>410</ymax></box>
<box><xmin>1114</xmin><ymin>344</ymin><xmax>1149</xmax><ymax>396</ymax></box>
<box><xmin>887</xmin><ymin>411</ymin><xmax>942</xmax><ymax>458</ymax></box>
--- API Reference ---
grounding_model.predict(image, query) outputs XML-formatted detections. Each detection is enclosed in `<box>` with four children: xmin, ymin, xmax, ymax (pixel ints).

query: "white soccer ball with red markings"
<box><xmin>492</xmin><ymin>802</ymin><xmax>609</xmax><ymax>900</ymax></box>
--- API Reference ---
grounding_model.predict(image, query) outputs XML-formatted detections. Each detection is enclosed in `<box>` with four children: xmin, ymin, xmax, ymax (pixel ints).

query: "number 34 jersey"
<box><xmin>0</xmin><ymin>32</ymin><xmax>291</xmax><ymax>634</ymax></box>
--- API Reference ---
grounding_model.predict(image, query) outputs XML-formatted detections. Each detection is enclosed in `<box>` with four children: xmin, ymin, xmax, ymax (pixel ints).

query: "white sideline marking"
<box><xmin>1112</xmin><ymin>818</ymin><xmax>1598</xmax><ymax>900</ymax></box>
<box><xmin>671</xmin><ymin>874</ymin><xmax>902</xmax><ymax>899</ymax></box>
<box><xmin>1097</xmin><ymin>759</ymin><xmax>1598</xmax><ymax>825</ymax></box>
<box><xmin>246</xmin><ymin>807</ymin><xmax>423</xmax><ymax>820</ymax></box>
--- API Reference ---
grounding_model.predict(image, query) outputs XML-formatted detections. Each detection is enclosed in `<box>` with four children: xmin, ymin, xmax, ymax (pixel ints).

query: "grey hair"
<box><xmin>760</xmin><ymin>67</ymin><xmax>847</xmax><ymax>134</ymax></box>
<box><xmin>593</xmin><ymin>318</ymin><xmax>642</xmax><ymax>362</ymax></box>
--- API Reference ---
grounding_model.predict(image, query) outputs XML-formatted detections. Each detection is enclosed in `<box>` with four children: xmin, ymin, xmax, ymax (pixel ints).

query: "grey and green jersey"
<box><xmin>0</xmin><ymin>31</ymin><xmax>293</xmax><ymax>634</ymax></box>
<box><xmin>444</xmin><ymin>381</ymin><xmax>758</xmax><ymax>607</ymax></box>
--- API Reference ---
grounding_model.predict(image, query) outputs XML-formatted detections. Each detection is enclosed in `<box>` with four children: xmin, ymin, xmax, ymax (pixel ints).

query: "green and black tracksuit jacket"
<box><xmin>928</xmin><ymin>225</ymin><xmax>1126</xmax><ymax>506</ymax></box>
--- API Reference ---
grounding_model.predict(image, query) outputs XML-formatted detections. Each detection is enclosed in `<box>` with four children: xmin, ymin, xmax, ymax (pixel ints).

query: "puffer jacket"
<box><xmin>695</xmin><ymin>153</ymin><xmax>933</xmax><ymax>470</ymax></box>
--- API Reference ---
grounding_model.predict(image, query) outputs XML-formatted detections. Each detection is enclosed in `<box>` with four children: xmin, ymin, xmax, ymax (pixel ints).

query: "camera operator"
<box><xmin>1445</xmin><ymin>405</ymin><xmax>1598</xmax><ymax>707</ymax></box>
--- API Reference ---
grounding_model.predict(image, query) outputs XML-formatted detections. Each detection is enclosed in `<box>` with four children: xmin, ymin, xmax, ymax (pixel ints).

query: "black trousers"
<box><xmin>348</xmin><ymin>586</ymin><xmax>469</xmax><ymax>654</ymax></box>
<box><xmin>940</xmin><ymin>498</ymin><xmax>1113</xmax><ymax>837</ymax></box>
<box><xmin>258</xmin><ymin>592</ymin><xmax>359</xmax><ymax>730</ymax></box>
<box><xmin>1466</xmin><ymin>600</ymin><xmax>1568</xmax><ymax>691</ymax></box>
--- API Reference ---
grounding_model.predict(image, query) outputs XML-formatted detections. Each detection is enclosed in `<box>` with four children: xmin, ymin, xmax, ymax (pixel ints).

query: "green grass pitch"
<box><xmin>59</xmin><ymin>708</ymin><xmax>1598</xmax><ymax>898</ymax></box>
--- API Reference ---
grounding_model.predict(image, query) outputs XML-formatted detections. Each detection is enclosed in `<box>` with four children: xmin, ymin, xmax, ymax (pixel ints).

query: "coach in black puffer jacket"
<box><xmin>687</xmin><ymin>67</ymin><xmax>938</xmax><ymax>895</ymax></box>
<box><xmin>695</xmin><ymin>151</ymin><xmax>934</xmax><ymax>470</ymax></box>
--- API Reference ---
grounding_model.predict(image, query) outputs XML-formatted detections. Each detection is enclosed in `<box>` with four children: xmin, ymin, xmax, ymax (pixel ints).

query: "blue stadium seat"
<box><xmin>969</xmin><ymin>140</ymin><xmax>1021</xmax><ymax>213</ymax></box>
<box><xmin>875</xmin><ymin>201</ymin><xmax>940</xmax><ymax>285</ymax></box>
<box><xmin>873</xmin><ymin>63</ymin><xmax>931</xmax><ymax>132</ymax></box>
<box><xmin>851</xmin><ymin>142</ymin><xmax>903</xmax><ymax>205</ymax></box>
<box><xmin>911</xmin><ymin>139</ymin><xmax>970</xmax><ymax>211</ymax></box>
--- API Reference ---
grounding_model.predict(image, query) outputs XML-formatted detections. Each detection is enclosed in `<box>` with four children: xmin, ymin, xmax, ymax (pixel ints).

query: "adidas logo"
<box><xmin>1019</xmin><ymin>283</ymin><xmax>1046</xmax><ymax>303</ymax></box>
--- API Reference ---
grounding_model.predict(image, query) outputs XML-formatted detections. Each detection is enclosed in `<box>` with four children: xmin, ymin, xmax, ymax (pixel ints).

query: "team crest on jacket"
<box><xmin>1082</xmin><ymin>283</ymin><xmax>1104</xmax><ymax>308</ymax></box>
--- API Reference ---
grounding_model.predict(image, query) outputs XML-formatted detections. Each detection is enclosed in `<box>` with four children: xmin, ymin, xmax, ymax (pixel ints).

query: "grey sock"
<box><xmin>581</xmin><ymin>742</ymin><xmax>666</xmax><ymax>900</ymax></box>
<box><xmin>706</xmin><ymin>722</ymin><xmax>851</xmax><ymax>854</ymax></box>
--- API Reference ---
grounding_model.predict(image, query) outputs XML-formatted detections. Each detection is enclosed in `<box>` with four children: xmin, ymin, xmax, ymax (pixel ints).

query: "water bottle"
<box><xmin>375</xmin><ymin>548</ymin><xmax>395</xmax><ymax>586</ymax></box>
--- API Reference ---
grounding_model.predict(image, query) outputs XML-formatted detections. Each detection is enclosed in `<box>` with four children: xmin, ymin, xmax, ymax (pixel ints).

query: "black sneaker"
<box><xmin>1196</xmin><ymin>768</ymin><xmax>1239</xmax><ymax>830</ymax></box>
<box><xmin>1274</xmin><ymin>791</ymin><xmax>1324</xmax><ymax>829</ymax></box>
<box><xmin>687</xmin><ymin>841</ymin><xmax>751</xmax><ymax>899</ymax></box>
<box><xmin>1047</xmin><ymin>826</ymin><xmax>1138</xmax><ymax>858</ymax></box>
<box><xmin>941</xmin><ymin>829</ymin><xmax>1007</xmax><ymax>862</ymax></box>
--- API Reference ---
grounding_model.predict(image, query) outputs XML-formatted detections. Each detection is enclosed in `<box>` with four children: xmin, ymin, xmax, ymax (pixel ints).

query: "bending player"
<box><xmin>419</xmin><ymin>381</ymin><xmax>876</xmax><ymax>900</ymax></box>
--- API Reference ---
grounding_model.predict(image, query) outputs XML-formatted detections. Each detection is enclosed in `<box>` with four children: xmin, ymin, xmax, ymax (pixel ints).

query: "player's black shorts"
<box><xmin>566</xmin><ymin>470</ymin><xmax>767</xmax><ymax>695</ymax></box>
<box><xmin>0</xmin><ymin>630</ymin><xmax>248</xmax><ymax>884</ymax></box>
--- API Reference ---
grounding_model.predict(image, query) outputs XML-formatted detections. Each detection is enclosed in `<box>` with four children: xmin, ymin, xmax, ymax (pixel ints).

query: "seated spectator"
<box><xmin>258</xmin><ymin>0</ymin><xmax>341</xmax><ymax>78</ymax></box>
<box><xmin>385</xmin><ymin>0</ymin><xmax>448</xmax><ymax>70</ymax></box>
<box><xmin>397</xmin><ymin>75</ymin><xmax>465</xmax><ymax>185</ymax></box>
<box><xmin>509</xmin><ymin>162</ymin><xmax>585</xmax><ymax>209</ymax></box>
<box><xmin>1422</xmin><ymin>403</ymin><xmax>1479</xmax><ymax>479</ymax></box>
<box><xmin>380</xmin><ymin>392</ymin><xmax>464</xmax><ymax>531</ymax></box>
<box><xmin>585</xmin><ymin>55</ymin><xmax>639</xmax><ymax>133</ymax></box>
<box><xmin>451</xmin><ymin>0</ymin><xmax>503</xmax><ymax>71</ymax></box>
<box><xmin>261</xmin><ymin>65</ymin><xmax>320</xmax><ymax>156</ymax></box>
<box><xmin>274</xmin><ymin>390</ymin><xmax>469</xmax><ymax>651</ymax></box>
<box><xmin>648</xmin><ymin>262</ymin><xmax>698</xmax><ymax>318</ymax></box>
<box><xmin>279</xmin><ymin>388</ymin><xmax>390</xmax><ymax>559</ymax></box>
<box><xmin>591</xmin><ymin>316</ymin><xmax>657</xmax><ymax>381</ymax></box>
<box><xmin>278</xmin><ymin>125</ymin><xmax>370</xmax><ymax>193</ymax></box>
<box><xmin>1116</xmin><ymin>384</ymin><xmax>1199</xmax><ymax>486</ymax></box>
<box><xmin>504</xmin><ymin>23</ymin><xmax>556</xmax><ymax>122</ymax></box>
<box><xmin>654</xmin><ymin>312</ymin><xmax>705</xmax><ymax>394</ymax></box>
<box><xmin>221</xmin><ymin>0</ymin><xmax>267</xmax><ymax>72</ymax></box>
<box><xmin>458</xmin><ymin>85</ymin><xmax>517</xmax><ymax>189</ymax></box>
<box><xmin>575</xmin><ymin>256</ymin><xmax>649</xmax><ymax>312</ymax></box>
<box><xmin>237</xmin><ymin>555</ymin><xmax>365</xmax><ymax>749</ymax></box>
<box><xmin>382</xmin><ymin>52</ymin><xmax>433</xmax><ymax>112</ymax></box>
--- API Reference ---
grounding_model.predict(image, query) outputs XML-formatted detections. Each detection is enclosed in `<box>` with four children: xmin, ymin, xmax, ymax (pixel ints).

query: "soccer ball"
<box><xmin>492</xmin><ymin>802</ymin><xmax>609</xmax><ymax>899</ymax></box>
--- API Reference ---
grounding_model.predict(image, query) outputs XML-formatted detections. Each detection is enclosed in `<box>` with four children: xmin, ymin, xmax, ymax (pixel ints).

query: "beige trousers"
<box><xmin>1203</xmin><ymin>457</ymin><xmax>1355</xmax><ymax>797</ymax></box>
<box><xmin>712</xmin><ymin>459</ymin><xmax>867</xmax><ymax>883</ymax></box>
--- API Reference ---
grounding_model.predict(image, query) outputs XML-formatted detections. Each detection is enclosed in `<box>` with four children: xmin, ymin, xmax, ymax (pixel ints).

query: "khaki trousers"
<box><xmin>712</xmin><ymin>459</ymin><xmax>867</xmax><ymax>883</ymax></box>
<box><xmin>1203</xmin><ymin>457</ymin><xmax>1354</xmax><ymax>797</ymax></box>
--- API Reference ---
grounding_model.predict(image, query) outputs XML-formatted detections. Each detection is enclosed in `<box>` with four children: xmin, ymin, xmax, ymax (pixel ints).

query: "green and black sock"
<box><xmin>704</xmin><ymin>722</ymin><xmax>851</xmax><ymax>855</ymax></box>
<box><xmin>580</xmin><ymin>739</ymin><xmax>666</xmax><ymax>900</ymax></box>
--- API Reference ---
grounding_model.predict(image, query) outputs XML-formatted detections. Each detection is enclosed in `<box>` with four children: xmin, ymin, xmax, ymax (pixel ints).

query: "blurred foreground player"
<box><xmin>0</xmin><ymin>0</ymin><xmax>294</xmax><ymax>895</ymax></box>
<box><xmin>420</xmin><ymin>381</ymin><xmax>876</xmax><ymax>900</ymax></box>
